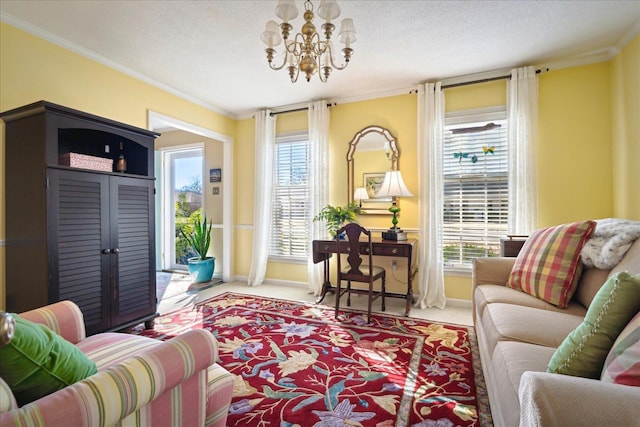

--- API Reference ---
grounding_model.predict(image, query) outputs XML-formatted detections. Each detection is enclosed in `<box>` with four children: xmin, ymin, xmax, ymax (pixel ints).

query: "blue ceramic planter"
<box><xmin>187</xmin><ymin>257</ymin><xmax>215</xmax><ymax>283</ymax></box>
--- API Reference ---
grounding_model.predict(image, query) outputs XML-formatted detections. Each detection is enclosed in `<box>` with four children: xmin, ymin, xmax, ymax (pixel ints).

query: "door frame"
<box><xmin>148</xmin><ymin>111</ymin><xmax>234</xmax><ymax>283</ymax></box>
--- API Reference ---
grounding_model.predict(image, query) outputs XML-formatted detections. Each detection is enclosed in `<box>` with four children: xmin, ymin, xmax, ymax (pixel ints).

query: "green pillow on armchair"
<box><xmin>0</xmin><ymin>313</ymin><xmax>97</xmax><ymax>406</ymax></box>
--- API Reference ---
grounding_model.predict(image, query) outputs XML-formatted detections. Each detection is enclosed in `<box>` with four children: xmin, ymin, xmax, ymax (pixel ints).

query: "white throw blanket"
<box><xmin>581</xmin><ymin>218</ymin><xmax>640</xmax><ymax>269</ymax></box>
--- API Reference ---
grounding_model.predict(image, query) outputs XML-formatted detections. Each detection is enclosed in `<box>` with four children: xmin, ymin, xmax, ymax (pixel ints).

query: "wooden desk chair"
<box><xmin>335</xmin><ymin>223</ymin><xmax>386</xmax><ymax>323</ymax></box>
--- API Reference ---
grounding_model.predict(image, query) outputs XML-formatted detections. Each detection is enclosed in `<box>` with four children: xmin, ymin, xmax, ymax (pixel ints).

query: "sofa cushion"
<box><xmin>474</xmin><ymin>284</ymin><xmax>587</xmax><ymax>320</ymax></box>
<box><xmin>601</xmin><ymin>311</ymin><xmax>640</xmax><ymax>386</ymax></box>
<box><xmin>490</xmin><ymin>341</ymin><xmax>556</xmax><ymax>427</ymax></box>
<box><xmin>0</xmin><ymin>314</ymin><xmax>98</xmax><ymax>406</ymax></box>
<box><xmin>573</xmin><ymin>267</ymin><xmax>611</xmax><ymax>309</ymax></box>
<box><xmin>547</xmin><ymin>271</ymin><xmax>640</xmax><ymax>379</ymax></box>
<box><xmin>482</xmin><ymin>303</ymin><xmax>583</xmax><ymax>353</ymax></box>
<box><xmin>507</xmin><ymin>220</ymin><xmax>596</xmax><ymax>308</ymax></box>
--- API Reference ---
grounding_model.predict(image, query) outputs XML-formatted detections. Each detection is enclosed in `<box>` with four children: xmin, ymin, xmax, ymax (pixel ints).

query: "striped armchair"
<box><xmin>0</xmin><ymin>301</ymin><xmax>234</xmax><ymax>426</ymax></box>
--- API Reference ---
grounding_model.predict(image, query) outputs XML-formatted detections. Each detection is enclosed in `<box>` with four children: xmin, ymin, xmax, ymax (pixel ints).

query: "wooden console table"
<box><xmin>312</xmin><ymin>238</ymin><xmax>418</xmax><ymax>316</ymax></box>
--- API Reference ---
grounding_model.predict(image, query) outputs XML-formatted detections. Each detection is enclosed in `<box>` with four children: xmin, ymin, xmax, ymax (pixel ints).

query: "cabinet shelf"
<box><xmin>58</xmin><ymin>128</ymin><xmax>149</xmax><ymax>175</ymax></box>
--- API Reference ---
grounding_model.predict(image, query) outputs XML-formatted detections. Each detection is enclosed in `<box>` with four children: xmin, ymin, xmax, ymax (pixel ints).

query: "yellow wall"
<box><xmin>233</xmin><ymin>118</ymin><xmax>255</xmax><ymax>277</ymax></box>
<box><xmin>538</xmin><ymin>62</ymin><xmax>614</xmax><ymax>226</ymax></box>
<box><xmin>330</xmin><ymin>95</ymin><xmax>419</xmax><ymax>229</ymax></box>
<box><xmin>611</xmin><ymin>35</ymin><xmax>640</xmax><ymax>220</ymax></box>
<box><xmin>1</xmin><ymin>22</ymin><xmax>637</xmax><ymax>307</ymax></box>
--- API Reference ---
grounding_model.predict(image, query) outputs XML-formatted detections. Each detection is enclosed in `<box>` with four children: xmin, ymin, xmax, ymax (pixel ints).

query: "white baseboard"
<box><xmin>231</xmin><ymin>275</ymin><xmax>473</xmax><ymax>308</ymax></box>
<box><xmin>445</xmin><ymin>298</ymin><xmax>472</xmax><ymax>309</ymax></box>
<box><xmin>232</xmin><ymin>275</ymin><xmax>308</xmax><ymax>289</ymax></box>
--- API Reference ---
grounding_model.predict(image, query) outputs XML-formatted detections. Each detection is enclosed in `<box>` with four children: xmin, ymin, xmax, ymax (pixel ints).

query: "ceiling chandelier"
<box><xmin>261</xmin><ymin>0</ymin><xmax>357</xmax><ymax>83</ymax></box>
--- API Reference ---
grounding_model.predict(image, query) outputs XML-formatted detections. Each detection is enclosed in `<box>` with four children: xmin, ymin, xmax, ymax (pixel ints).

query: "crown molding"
<box><xmin>236</xmin><ymin>87</ymin><xmax>416</xmax><ymax>121</ymax></box>
<box><xmin>436</xmin><ymin>68</ymin><xmax>513</xmax><ymax>87</ymax></box>
<box><xmin>1</xmin><ymin>12</ymin><xmax>237</xmax><ymax>120</ymax></box>
<box><xmin>617</xmin><ymin>18</ymin><xmax>640</xmax><ymax>51</ymax></box>
<box><xmin>330</xmin><ymin>86</ymin><xmax>417</xmax><ymax>107</ymax></box>
<box><xmin>5</xmin><ymin>11</ymin><xmax>636</xmax><ymax>122</ymax></box>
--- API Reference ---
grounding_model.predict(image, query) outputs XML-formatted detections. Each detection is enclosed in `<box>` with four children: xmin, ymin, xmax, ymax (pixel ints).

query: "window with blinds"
<box><xmin>442</xmin><ymin>112</ymin><xmax>508</xmax><ymax>269</ymax></box>
<box><xmin>269</xmin><ymin>135</ymin><xmax>311</xmax><ymax>259</ymax></box>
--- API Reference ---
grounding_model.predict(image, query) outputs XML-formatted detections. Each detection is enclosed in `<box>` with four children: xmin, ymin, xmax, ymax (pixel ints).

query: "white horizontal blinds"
<box><xmin>442</xmin><ymin>118</ymin><xmax>509</xmax><ymax>268</ymax></box>
<box><xmin>270</xmin><ymin>137</ymin><xmax>311</xmax><ymax>258</ymax></box>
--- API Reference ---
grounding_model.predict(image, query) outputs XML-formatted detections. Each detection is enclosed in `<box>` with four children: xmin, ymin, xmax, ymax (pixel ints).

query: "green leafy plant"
<box><xmin>180</xmin><ymin>214</ymin><xmax>213</xmax><ymax>260</ymax></box>
<box><xmin>313</xmin><ymin>202</ymin><xmax>362</xmax><ymax>237</ymax></box>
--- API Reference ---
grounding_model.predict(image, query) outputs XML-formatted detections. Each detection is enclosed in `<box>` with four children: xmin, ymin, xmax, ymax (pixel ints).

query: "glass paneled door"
<box><xmin>163</xmin><ymin>147</ymin><xmax>203</xmax><ymax>270</ymax></box>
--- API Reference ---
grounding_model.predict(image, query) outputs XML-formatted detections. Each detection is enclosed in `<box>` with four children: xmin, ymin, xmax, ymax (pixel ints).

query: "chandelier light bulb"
<box><xmin>262</xmin><ymin>0</ymin><xmax>356</xmax><ymax>83</ymax></box>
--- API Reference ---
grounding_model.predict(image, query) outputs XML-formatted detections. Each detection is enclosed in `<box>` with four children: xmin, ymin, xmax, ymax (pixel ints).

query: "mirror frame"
<box><xmin>347</xmin><ymin>126</ymin><xmax>399</xmax><ymax>214</ymax></box>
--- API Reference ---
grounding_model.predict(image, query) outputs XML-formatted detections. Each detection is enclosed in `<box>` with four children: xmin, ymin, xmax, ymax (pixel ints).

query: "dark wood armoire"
<box><xmin>1</xmin><ymin>101</ymin><xmax>158</xmax><ymax>335</ymax></box>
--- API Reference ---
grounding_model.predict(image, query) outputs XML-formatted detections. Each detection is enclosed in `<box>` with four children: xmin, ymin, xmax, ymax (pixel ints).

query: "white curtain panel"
<box><xmin>248</xmin><ymin>110</ymin><xmax>276</xmax><ymax>286</ymax></box>
<box><xmin>417</xmin><ymin>82</ymin><xmax>446</xmax><ymax>309</ymax></box>
<box><xmin>508</xmin><ymin>66</ymin><xmax>539</xmax><ymax>234</ymax></box>
<box><xmin>307</xmin><ymin>100</ymin><xmax>330</xmax><ymax>295</ymax></box>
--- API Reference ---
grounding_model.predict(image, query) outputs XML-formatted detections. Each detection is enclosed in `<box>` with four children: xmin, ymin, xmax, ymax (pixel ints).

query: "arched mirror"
<box><xmin>347</xmin><ymin>126</ymin><xmax>399</xmax><ymax>214</ymax></box>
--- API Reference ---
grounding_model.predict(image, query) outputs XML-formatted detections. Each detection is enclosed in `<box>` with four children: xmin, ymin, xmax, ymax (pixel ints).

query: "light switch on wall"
<box><xmin>212</xmin><ymin>186</ymin><xmax>220</xmax><ymax>195</ymax></box>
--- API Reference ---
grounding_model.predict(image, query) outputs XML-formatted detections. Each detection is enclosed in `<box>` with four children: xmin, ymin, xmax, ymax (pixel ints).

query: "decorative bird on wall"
<box><xmin>482</xmin><ymin>145</ymin><xmax>495</xmax><ymax>155</ymax></box>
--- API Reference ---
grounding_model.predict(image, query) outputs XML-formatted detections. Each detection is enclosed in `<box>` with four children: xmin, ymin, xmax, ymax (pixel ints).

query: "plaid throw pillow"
<box><xmin>507</xmin><ymin>220</ymin><xmax>596</xmax><ymax>308</ymax></box>
<box><xmin>601</xmin><ymin>310</ymin><xmax>640</xmax><ymax>386</ymax></box>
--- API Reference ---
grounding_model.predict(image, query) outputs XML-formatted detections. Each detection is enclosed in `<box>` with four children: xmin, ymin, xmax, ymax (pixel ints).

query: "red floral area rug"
<box><xmin>131</xmin><ymin>292</ymin><xmax>492</xmax><ymax>427</ymax></box>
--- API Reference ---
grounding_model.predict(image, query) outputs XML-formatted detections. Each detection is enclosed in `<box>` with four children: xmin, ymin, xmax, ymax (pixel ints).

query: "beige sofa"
<box><xmin>472</xmin><ymin>237</ymin><xmax>640</xmax><ymax>427</ymax></box>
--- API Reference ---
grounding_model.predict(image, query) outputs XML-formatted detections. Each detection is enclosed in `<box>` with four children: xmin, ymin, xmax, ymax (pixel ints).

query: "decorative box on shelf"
<box><xmin>59</xmin><ymin>153</ymin><xmax>113</xmax><ymax>172</ymax></box>
<box><xmin>500</xmin><ymin>235</ymin><xmax>528</xmax><ymax>257</ymax></box>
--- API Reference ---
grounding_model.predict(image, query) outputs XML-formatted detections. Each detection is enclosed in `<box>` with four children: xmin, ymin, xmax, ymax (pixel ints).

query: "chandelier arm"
<box><xmin>266</xmin><ymin>48</ymin><xmax>291</xmax><ymax>71</ymax></box>
<box><xmin>325</xmin><ymin>44</ymin><xmax>352</xmax><ymax>70</ymax></box>
<box><xmin>289</xmin><ymin>63</ymin><xmax>300</xmax><ymax>83</ymax></box>
<box><xmin>290</xmin><ymin>34</ymin><xmax>305</xmax><ymax>56</ymax></box>
<box><xmin>310</xmin><ymin>32</ymin><xmax>324</xmax><ymax>55</ymax></box>
<box><xmin>318</xmin><ymin>66</ymin><xmax>329</xmax><ymax>82</ymax></box>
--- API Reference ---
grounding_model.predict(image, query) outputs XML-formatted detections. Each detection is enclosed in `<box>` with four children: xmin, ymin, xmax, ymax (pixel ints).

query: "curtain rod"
<box><xmin>442</xmin><ymin>74</ymin><xmax>511</xmax><ymax>89</ymax></box>
<box><xmin>270</xmin><ymin>102</ymin><xmax>335</xmax><ymax>116</ymax></box>
<box><xmin>442</xmin><ymin>68</ymin><xmax>545</xmax><ymax>89</ymax></box>
<box><xmin>411</xmin><ymin>68</ymin><xmax>546</xmax><ymax>93</ymax></box>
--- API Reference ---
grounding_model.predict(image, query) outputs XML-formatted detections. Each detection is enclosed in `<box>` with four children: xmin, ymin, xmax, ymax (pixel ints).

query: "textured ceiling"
<box><xmin>1</xmin><ymin>1</ymin><xmax>639</xmax><ymax>118</ymax></box>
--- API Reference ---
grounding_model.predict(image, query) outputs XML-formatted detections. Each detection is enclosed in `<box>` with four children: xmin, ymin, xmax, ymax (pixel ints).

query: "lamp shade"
<box><xmin>261</xmin><ymin>20</ymin><xmax>282</xmax><ymax>47</ymax></box>
<box><xmin>338</xmin><ymin>18</ymin><xmax>357</xmax><ymax>45</ymax></box>
<box><xmin>376</xmin><ymin>170</ymin><xmax>413</xmax><ymax>198</ymax></box>
<box><xmin>353</xmin><ymin>187</ymin><xmax>369</xmax><ymax>201</ymax></box>
<box><xmin>317</xmin><ymin>0</ymin><xmax>341</xmax><ymax>22</ymax></box>
<box><xmin>275</xmin><ymin>0</ymin><xmax>298</xmax><ymax>23</ymax></box>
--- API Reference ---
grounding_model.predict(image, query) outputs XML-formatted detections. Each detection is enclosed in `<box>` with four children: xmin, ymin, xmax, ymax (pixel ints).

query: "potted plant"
<box><xmin>313</xmin><ymin>202</ymin><xmax>362</xmax><ymax>238</ymax></box>
<box><xmin>181</xmin><ymin>214</ymin><xmax>215</xmax><ymax>283</ymax></box>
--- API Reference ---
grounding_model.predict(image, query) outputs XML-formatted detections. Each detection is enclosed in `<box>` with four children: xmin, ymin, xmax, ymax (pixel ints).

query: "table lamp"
<box><xmin>376</xmin><ymin>170</ymin><xmax>413</xmax><ymax>240</ymax></box>
<box><xmin>353</xmin><ymin>187</ymin><xmax>369</xmax><ymax>207</ymax></box>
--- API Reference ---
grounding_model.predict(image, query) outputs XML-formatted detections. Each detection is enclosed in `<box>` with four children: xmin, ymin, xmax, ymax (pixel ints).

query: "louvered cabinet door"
<box><xmin>110</xmin><ymin>176</ymin><xmax>156</xmax><ymax>327</ymax></box>
<box><xmin>47</xmin><ymin>169</ymin><xmax>111</xmax><ymax>335</ymax></box>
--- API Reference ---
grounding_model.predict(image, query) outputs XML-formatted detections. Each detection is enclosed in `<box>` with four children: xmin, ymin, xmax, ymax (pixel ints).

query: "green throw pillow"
<box><xmin>547</xmin><ymin>271</ymin><xmax>640</xmax><ymax>379</ymax></box>
<box><xmin>0</xmin><ymin>314</ymin><xmax>97</xmax><ymax>406</ymax></box>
